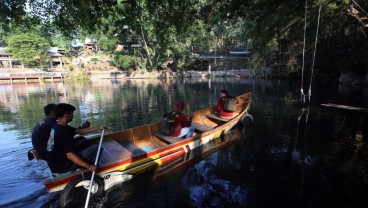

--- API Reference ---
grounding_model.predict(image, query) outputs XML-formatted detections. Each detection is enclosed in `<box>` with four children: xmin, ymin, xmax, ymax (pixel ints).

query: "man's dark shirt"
<box><xmin>46</xmin><ymin>124</ymin><xmax>77</xmax><ymax>173</ymax></box>
<box><xmin>31</xmin><ymin>118</ymin><xmax>56</xmax><ymax>160</ymax></box>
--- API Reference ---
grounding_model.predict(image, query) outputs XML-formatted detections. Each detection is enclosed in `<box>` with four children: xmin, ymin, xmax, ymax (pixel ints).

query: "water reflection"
<box><xmin>0</xmin><ymin>78</ymin><xmax>367</xmax><ymax>208</ymax></box>
<box><xmin>0</xmin><ymin>78</ymin><xmax>255</xmax><ymax>207</ymax></box>
<box><xmin>245</xmin><ymin>87</ymin><xmax>368</xmax><ymax>207</ymax></box>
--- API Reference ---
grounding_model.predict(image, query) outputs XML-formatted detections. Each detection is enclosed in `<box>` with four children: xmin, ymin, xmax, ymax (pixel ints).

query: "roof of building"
<box><xmin>48</xmin><ymin>51</ymin><xmax>63</xmax><ymax>57</ymax></box>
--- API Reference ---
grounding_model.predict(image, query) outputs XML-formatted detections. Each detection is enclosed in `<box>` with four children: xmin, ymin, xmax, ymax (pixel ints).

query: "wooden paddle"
<box><xmin>84</xmin><ymin>129</ymin><xmax>105</xmax><ymax>208</ymax></box>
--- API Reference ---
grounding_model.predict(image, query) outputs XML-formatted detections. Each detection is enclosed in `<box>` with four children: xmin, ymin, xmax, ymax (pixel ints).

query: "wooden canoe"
<box><xmin>43</xmin><ymin>92</ymin><xmax>252</xmax><ymax>195</ymax></box>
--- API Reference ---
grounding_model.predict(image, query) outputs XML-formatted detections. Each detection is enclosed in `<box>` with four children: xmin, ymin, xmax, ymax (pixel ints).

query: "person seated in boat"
<box><xmin>31</xmin><ymin>104</ymin><xmax>92</xmax><ymax>161</ymax></box>
<box><xmin>31</xmin><ymin>104</ymin><xmax>57</xmax><ymax>160</ymax></box>
<box><xmin>46</xmin><ymin>103</ymin><xmax>107</xmax><ymax>174</ymax></box>
<box><xmin>172</xmin><ymin>100</ymin><xmax>194</xmax><ymax>138</ymax></box>
<box><xmin>216</xmin><ymin>89</ymin><xmax>238</xmax><ymax>118</ymax></box>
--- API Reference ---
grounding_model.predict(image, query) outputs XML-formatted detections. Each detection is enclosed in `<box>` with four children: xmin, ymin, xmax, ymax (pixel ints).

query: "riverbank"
<box><xmin>1</xmin><ymin>67</ymin><xmax>367</xmax><ymax>86</ymax></box>
<box><xmin>0</xmin><ymin>68</ymin><xmax>254</xmax><ymax>84</ymax></box>
<box><xmin>87</xmin><ymin>68</ymin><xmax>253</xmax><ymax>79</ymax></box>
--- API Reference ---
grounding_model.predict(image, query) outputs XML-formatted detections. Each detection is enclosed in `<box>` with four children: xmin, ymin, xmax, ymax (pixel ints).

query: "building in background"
<box><xmin>0</xmin><ymin>47</ymin><xmax>23</xmax><ymax>69</ymax></box>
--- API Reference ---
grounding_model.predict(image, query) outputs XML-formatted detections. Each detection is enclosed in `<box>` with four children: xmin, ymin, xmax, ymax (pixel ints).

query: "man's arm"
<box><xmin>75</xmin><ymin>126</ymin><xmax>106</xmax><ymax>135</ymax></box>
<box><xmin>66</xmin><ymin>152</ymin><xmax>96</xmax><ymax>171</ymax></box>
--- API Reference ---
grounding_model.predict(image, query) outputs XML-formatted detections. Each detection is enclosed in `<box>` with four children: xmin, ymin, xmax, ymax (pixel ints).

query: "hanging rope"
<box><xmin>301</xmin><ymin>0</ymin><xmax>308</xmax><ymax>103</ymax></box>
<box><xmin>308</xmin><ymin>6</ymin><xmax>322</xmax><ymax>102</ymax></box>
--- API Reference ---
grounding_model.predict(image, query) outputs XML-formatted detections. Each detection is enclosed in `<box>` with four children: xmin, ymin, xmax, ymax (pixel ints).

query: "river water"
<box><xmin>0</xmin><ymin>78</ymin><xmax>367</xmax><ymax>208</ymax></box>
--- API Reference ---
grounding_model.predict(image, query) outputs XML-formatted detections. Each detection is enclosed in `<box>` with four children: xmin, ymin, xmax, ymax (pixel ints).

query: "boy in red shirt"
<box><xmin>172</xmin><ymin>100</ymin><xmax>194</xmax><ymax>138</ymax></box>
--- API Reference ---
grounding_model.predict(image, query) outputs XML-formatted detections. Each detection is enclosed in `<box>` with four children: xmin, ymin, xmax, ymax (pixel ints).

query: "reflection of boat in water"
<box><xmin>42</xmin><ymin>92</ymin><xmax>252</xmax><ymax>207</ymax></box>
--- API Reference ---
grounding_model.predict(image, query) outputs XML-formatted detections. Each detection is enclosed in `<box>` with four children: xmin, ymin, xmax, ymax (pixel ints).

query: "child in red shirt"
<box><xmin>172</xmin><ymin>100</ymin><xmax>194</xmax><ymax>138</ymax></box>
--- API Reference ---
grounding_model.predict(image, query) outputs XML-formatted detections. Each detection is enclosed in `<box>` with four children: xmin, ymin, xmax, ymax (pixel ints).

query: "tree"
<box><xmin>113</xmin><ymin>54</ymin><xmax>138</xmax><ymax>70</ymax></box>
<box><xmin>1</xmin><ymin>0</ymin><xmax>118</xmax><ymax>36</ymax></box>
<box><xmin>114</xmin><ymin>0</ymin><xmax>211</xmax><ymax>70</ymax></box>
<box><xmin>7</xmin><ymin>33</ymin><xmax>51</xmax><ymax>67</ymax></box>
<box><xmin>3</xmin><ymin>0</ymin><xmax>367</xmax><ymax>77</ymax></box>
<box><xmin>97</xmin><ymin>36</ymin><xmax>118</xmax><ymax>51</ymax></box>
<box><xmin>215</xmin><ymin>0</ymin><xmax>368</xmax><ymax>76</ymax></box>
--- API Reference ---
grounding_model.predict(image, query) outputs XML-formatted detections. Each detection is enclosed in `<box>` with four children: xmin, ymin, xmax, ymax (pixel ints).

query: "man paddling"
<box><xmin>31</xmin><ymin>104</ymin><xmax>91</xmax><ymax>160</ymax></box>
<box><xmin>46</xmin><ymin>103</ymin><xmax>107</xmax><ymax>174</ymax></box>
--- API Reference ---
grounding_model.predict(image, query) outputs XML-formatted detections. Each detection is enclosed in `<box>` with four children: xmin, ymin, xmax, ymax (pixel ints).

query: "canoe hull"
<box><xmin>44</xmin><ymin>92</ymin><xmax>252</xmax><ymax>193</ymax></box>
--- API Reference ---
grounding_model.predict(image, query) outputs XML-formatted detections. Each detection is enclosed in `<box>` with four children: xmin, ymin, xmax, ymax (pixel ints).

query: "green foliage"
<box><xmin>7</xmin><ymin>33</ymin><xmax>51</xmax><ymax>67</ymax></box>
<box><xmin>2</xmin><ymin>0</ymin><xmax>368</xmax><ymax>78</ymax></box>
<box><xmin>0</xmin><ymin>1</ymin><xmax>28</xmax><ymax>31</ymax></box>
<box><xmin>0</xmin><ymin>31</ymin><xmax>6</xmax><ymax>46</ymax></box>
<box><xmin>342</xmin><ymin>0</ymin><xmax>350</xmax><ymax>4</ymax></box>
<box><xmin>67</xmin><ymin>71</ymin><xmax>91</xmax><ymax>80</ymax></box>
<box><xmin>97</xmin><ymin>36</ymin><xmax>118</xmax><ymax>51</ymax></box>
<box><xmin>112</xmin><ymin>54</ymin><xmax>137</xmax><ymax>70</ymax></box>
<box><xmin>51</xmin><ymin>33</ymin><xmax>73</xmax><ymax>50</ymax></box>
<box><xmin>219</xmin><ymin>0</ymin><xmax>368</xmax><ymax>76</ymax></box>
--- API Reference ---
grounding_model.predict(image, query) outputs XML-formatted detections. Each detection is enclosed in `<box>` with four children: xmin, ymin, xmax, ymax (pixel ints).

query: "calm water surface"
<box><xmin>0</xmin><ymin>78</ymin><xmax>367</xmax><ymax>208</ymax></box>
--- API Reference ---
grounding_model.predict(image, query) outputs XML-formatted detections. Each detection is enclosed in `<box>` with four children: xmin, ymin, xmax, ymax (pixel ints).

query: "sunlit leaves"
<box><xmin>1</xmin><ymin>0</ymin><xmax>118</xmax><ymax>36</ymax></box>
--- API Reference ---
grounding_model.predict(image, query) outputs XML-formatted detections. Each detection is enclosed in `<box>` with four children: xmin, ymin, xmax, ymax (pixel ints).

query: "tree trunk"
<box><xmin>140</xmin><ymin>28</ymin><xmax>153</xmax><ymax>68</ymax></box>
